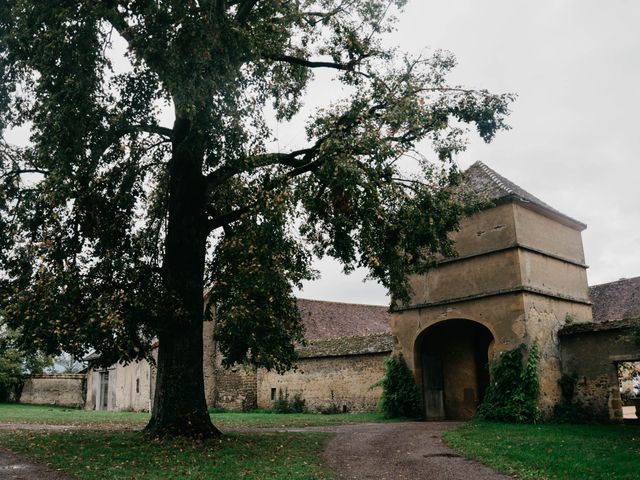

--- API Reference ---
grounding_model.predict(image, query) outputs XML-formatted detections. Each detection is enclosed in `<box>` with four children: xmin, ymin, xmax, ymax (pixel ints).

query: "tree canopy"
<box><xmin>0</xmin><ymin>0</ymin><xmax>512</xmax><ymax>435</ymax></box>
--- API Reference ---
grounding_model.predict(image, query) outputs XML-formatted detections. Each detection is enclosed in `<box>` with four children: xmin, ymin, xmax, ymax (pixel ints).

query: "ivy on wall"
<box><xmin>477</xmin><ymin>343</ymin><xmax>541</xmax><ymax>423</ymax></box>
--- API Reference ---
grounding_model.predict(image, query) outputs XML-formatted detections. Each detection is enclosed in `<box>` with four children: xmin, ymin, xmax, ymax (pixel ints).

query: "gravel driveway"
<box><xmin>322</xmin><ymin>421</ymin><xmax>511</xmax><ymax>480</ymax></box>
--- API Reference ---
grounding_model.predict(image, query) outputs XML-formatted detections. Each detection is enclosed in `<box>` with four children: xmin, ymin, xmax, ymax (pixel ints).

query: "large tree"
<box><xmin>0</xmin><ymin>0</ymin><xmax>512</xmax><ymax>436</ymax></box>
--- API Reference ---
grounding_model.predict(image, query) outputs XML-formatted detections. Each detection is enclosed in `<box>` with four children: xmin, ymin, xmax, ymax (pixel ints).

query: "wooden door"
<box><xmin>422</xmin><ymin>354</ymin><xmax>445</xmax><ymax>420</ymax></box>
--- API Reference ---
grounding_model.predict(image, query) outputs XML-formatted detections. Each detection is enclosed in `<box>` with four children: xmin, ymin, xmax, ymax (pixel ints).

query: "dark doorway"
<box><xmin>99</xmin><ymin>371</ymin><xmax>109</xmax><ymax>410</ymax></box>
<box><xmin>415</xmin><ymin>320</ymin><xmax>493</xmax><ymax>420</ymax></box>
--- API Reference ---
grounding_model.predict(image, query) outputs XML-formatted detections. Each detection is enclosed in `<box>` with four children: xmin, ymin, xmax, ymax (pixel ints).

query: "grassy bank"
<box><xmin>444</xmin><ymin>421</ymin><xmax>640</xmax><ymax>480</ymax></box>
<box><xmin>0</xmin><ymin>429</ymin><xmax>334</xmax><ymax>480</ymax></box>
<box><xmin>0</xmin><ymin>403</ymin><xmax>389</xmax><ymax>429</ymax></box>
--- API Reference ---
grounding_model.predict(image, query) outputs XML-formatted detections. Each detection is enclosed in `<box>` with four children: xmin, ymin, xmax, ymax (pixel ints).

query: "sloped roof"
<box><xmin>297</xmin><ymin>333</ymin><xmax>394</xmax><ymax>358</ymax></box>
<box><xmin>297</xmin><ymin>298</ymin><xmax>390</xmax><ymax>341</ymax></box>
<box><xmin>589</xmin><ymin>276</ymin><xmax>640</xmax><ymax>323</ymax></box>
<box><xmin>461</xmin><ymin>161</ymin><xmax>586</xmax><ymax>230</ymax></box>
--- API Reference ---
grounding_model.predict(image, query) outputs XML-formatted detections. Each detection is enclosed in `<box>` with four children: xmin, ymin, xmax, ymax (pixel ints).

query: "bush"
<box><xmin>372</xmin><ymin>354</ymin><xmax>421</xmax><ymax>419</ymax></box>
<box><xmin>272</xmin><ymin>391</ymin><xmax>306</xmax><ymax>414</ymax></box>
<box><xmin>477</xmin><ymin>343</ymin><xmax>540</xmax><ymax>423</ymax></box>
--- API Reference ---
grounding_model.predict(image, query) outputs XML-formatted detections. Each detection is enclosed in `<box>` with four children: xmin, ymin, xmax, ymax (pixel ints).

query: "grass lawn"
<box><xmin>444</xmin><ymin>421</ymin><xmax>640</xmax><ymax>480</ymax></box>
<box><xmin>0</xmin><ymin>404</ymin><xmax>391</xmax><ymax>479</ymax></box>
<box><xmin>0</xmin><ymin>429</ymin><xmax>335</xmax><ymax>480</ymax></box>
<box><xmin>0</xmin><ymin>403</ymin><xmax>390</xmax><ymax>429</ymax></box>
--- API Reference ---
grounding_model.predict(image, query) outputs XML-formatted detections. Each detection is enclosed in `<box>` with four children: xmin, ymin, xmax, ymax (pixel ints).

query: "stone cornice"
<box><xmin>435</xmin><ymin>243</ymin><xmax>588</xmax><ymax>269</ymax></box>
<box><xmin>393</xmin><ymin>285</ymin><xmax>592</xmax><ymax>312</ymax></box>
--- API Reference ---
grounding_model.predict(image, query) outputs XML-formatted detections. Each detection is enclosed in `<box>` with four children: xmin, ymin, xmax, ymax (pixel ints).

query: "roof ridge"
<box><xmin>475</xmin><ymin>161</ymin><xmax>514</xmax><ymax>195</ymax></box>
<box><xmin>589</xmin><ymin>275</ymin><xmax>640</xmax><ymax>288</ymax></box>
<box><xmin>296</xmin><ymin>297</ymin><xmax>389</xmax><ymax>308</ymax></box>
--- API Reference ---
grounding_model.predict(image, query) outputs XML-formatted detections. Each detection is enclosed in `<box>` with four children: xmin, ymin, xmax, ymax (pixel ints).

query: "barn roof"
<box><xmin>297</xmin><ymin>298</ymin><xmax>390</xmax><ymax>341</ymax></box>
<box><xmin>589</xmin><ymin>276</ymin><xmax>640</xmax><ymax>323</ymax></box>
<box><xmin>461</xmin><ymin>161</ymin><xmax>586</xmax><ymax>230</ymax></box>
<box><xmin>297</xmin><ymin>332</ymin><xmax>394</xmax><ymax>359</ymax></box>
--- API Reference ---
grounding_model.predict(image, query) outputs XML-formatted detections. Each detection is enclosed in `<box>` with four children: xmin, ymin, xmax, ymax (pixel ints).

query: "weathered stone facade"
<box><xmin>392</xmin><ymin>162</ymin><xmax>592</xmax><ymax>419</ymax></box>
<box><xmin>560</xmin><ymin>319</ymin><xmax>640</xmax><ymax>421</ymax></box>
<box><xmin>20</xmin><ymin>374</ymin><xmax>86</xmax><ymax>408</ymax></box>
<box><xmin>85</xmin><ymin>353</ymin><xmax>156</xmax><ymax>412</ymax></box>
<box><xmin>256</xmin><ymin>334</ymin><xmax>393</xmax><ymax>413</ymax></box>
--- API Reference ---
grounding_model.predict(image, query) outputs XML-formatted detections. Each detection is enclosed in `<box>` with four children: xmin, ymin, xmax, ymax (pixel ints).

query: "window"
<box><xmin>136</xmin><ymin>378</ymin><xmax>140</xmax><ymax>394</ymax></box>
<box><xmin>270</xmin><ymin>387</ymin><xmax>277</xmax><ymax>401</ymax></box>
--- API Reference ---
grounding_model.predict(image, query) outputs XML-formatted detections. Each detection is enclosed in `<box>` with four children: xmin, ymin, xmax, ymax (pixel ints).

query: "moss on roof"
<box><xmin>558</xmin><ymin>318</ymin><xmax>639</xmax><ymax>336</ymax></box>
<box><xmin>296</xmin><ymin>333</ymin><xmax>394</xmax><ymax>359</ymax></box>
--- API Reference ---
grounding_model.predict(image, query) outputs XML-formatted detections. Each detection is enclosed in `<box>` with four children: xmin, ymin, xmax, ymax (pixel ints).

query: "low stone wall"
<box><xmin>559</xmin><ymin>319</ymin><xmax>640</xmax><ymax>421</ymax></box>
<box><xmin>255</xmin><ymin>334</ymin><xmax>393</xmax><ymax>413</ymax></box>
<box><xmin>20</xmin><ymin>374</ymin><xmax>86</xmax><ymax>408</ymax></box>
<box><xmin>257</xmin><ymin>351</ymin><xmax>390</xmax><ymax>413</ymax></box>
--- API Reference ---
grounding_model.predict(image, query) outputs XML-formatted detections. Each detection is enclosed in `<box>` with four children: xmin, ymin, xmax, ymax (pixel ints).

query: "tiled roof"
<box><xmin>297</xmin><ymin>298</ymin><xmax>390</xmax><ymax>341</ymax></box>
<box><xmin>297</xmin><ymin>333</ymin><xmax>394</xmax><ymax>358</ymax></box>
<box><xmin>589</xmin><ymin>276</ymin><xmax>640</xmax><ymax>323</ymax></box>
<box><xmin>461</xmin><ymin>161</ymin><xmax>586</xmax><ymax>230</ymax></box>
<box><xmin>559</xmin><ymin>317</ymin><xmax>637</xmax><ymax>336</ymax></box>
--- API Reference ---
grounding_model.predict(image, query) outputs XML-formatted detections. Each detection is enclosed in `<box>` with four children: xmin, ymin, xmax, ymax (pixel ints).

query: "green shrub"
<box><xmin>477</xmin><ymin>343</ymin><xmax>540</xmax><ymax>423</ymax></box>
<box><xmin>272</xmin><ymin>391</ymin><xmax>306</xmax><ymax>414</ymax></box>
<box><xmin>372</xmin><ymin>354</ymin><xmax>421</xmax><ymax>419</ymax></box>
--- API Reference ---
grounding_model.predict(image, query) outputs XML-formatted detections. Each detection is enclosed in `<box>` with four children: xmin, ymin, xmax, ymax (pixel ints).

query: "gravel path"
<box><xmin>0</xmin><ymin>448</ymin><xmax>76</xmax><ymax>480</ymax></box>
<box><xmin>322</xmin><ymin>421</ymin><xmax>511</xmax><ymax>480</ymax></box>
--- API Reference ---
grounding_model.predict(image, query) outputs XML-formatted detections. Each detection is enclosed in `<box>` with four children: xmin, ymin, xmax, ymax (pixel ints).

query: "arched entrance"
<box><xmin>414</xmin><ymin>319</ymin><xmax>494</xmax><ymax>420</ymax></box>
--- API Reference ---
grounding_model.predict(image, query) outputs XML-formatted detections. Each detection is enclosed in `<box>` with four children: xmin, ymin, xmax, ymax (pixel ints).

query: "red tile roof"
<box><xmin>589</xmin><ymin>276</ymin><xmax>640</xmax><ymax>322</ymax></box>
<box><xmin>297</xmin><ymin>298</ymin><xmax>390</xmax><ymax>341</ymax></box>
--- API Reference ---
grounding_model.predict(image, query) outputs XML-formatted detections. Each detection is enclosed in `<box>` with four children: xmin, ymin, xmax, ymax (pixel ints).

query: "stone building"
<box><xmin>559</xmin><ymin>276</ymin><xmax>640</xmax><ymax>420</ymax></box>
<box><xmin>83</xmin><ymin>351</ymin><xmax>157</xmax><ymax>411</ymax></box>
<box><xmin>392</xmin><ymin>161</ymin><xmax>592</xmax><ymax>419</ymax></box>
<box><xmin>206</xmin><ymin>299</ymin><xmax>393</xmax><ymax>413</ymax></box>
<box><xmin>72</xmin><ymin>298</ymin><xmax>392</xmax><ymax>413</ymax></box>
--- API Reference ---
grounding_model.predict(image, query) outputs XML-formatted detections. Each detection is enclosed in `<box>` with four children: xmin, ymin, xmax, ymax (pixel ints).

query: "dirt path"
<box><xmin>0</xmin><ymin>448</ymin><xmax>76</xmax><ymax>480</ymax></box>
<box><xmin>321</xmin><ymin>421</ymin><xmax>511</xmax><ymax>480</ymax></box>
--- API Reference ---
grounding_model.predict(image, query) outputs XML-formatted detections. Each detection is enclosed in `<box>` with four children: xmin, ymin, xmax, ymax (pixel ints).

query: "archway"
<box><xmin>414</xmin><ymin>319</ymin><xmax>494</xmax><ymax>420</ymax></box>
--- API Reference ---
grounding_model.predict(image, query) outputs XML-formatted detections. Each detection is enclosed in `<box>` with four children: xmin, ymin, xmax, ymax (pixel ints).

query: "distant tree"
<box><xmin>0</xmin><ymin>1</ymin><xmax>512</xmax><ymax>436</ymax></box>
<box><xmin>0</xmin><ymin>324</ymin><xmax>52</xmax><ymax>402</ymax></box>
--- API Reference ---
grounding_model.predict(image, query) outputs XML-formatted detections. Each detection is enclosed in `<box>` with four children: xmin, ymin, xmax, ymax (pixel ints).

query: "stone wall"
<box><xmin>560</xmin><ymin>319</ymin><xmax>640</xmax><ymax>421</ymax></box>
<box><xmin>20</xmin><ymin>374</ymin><xmax>85</xmax><ymax>408</ymax></box>
<box><xmin>211</xmin><ymin>364</ymin><xmax>257</xmax><ymax>411</ymax></box>
<box><xmin>523</xmin><ymin>293</ymin><xmax>592</xmax><ymax>413</ymax></box>
<box><xmin>256</xmin><ymin>348</ymin><xmax>390</xmax><ymax>413</ymax></box>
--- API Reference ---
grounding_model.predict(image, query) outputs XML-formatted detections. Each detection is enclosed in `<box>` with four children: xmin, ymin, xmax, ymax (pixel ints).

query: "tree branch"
<box><xmin>133</xmin><ymin>124</ymin><xmax>174</xmax><ymax>140</ymax></box>
<box><xmin>205</xmin><ymin>148</ymin><xmax>314</xmax><ymax>188</ymax></box>
<box><xmin>266</xmin><ymin>54</ymin><xmax>360</xmax><ymax>71</ymax></box>
<box><xmin>235</xmin><ymin>0</ymin><xmax>260</xmax><ymax>24</ymax></box>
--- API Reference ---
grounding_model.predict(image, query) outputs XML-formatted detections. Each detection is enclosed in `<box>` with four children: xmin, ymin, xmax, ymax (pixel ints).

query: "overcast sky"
<box><xmin>299</xmin><ymin>0</ymin><xmax>640</xmax><ymax>305</ymax></box>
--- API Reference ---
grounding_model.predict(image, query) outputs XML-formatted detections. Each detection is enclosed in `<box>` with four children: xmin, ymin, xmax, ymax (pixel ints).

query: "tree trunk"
<box><xmin>144</xmin><ymin>115</ymin><xmax>220</xmax><ymax>437</ymax></box>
